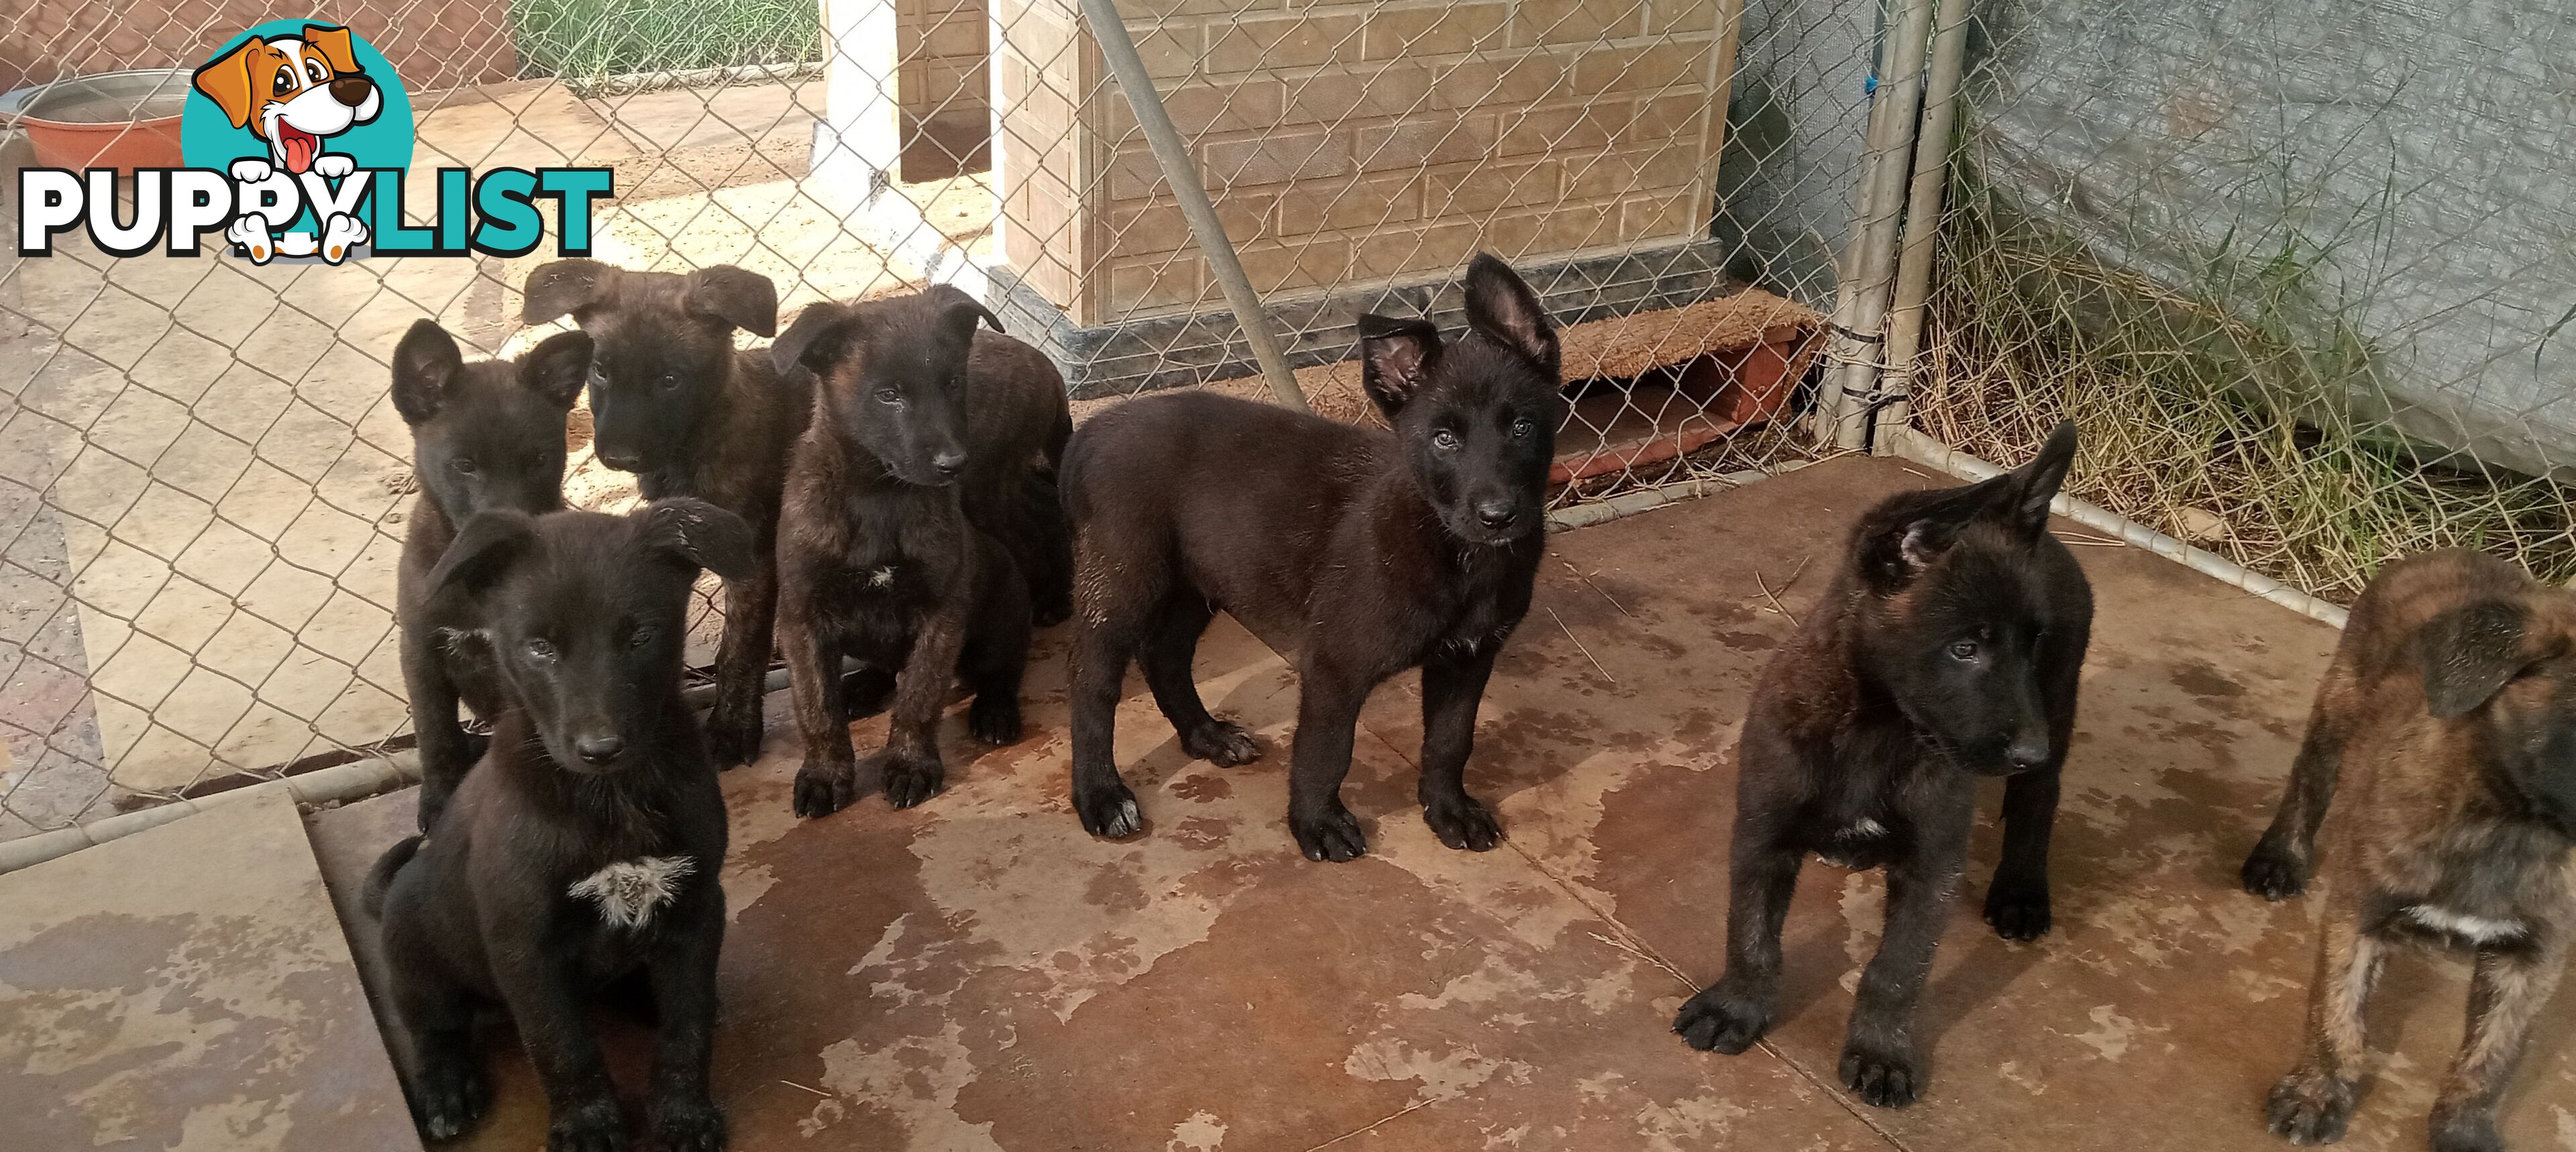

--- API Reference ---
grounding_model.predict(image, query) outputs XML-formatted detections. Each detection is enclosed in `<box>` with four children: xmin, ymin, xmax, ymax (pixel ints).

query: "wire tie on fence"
<box><xmin>1827</xmin><ymin>321</ymin><xmax>1886</xmax><ymax>344</ymax></box>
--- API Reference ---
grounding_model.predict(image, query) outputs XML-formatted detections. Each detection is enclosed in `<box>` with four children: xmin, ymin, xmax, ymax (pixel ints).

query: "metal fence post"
<box><xmin>1076</xmin><ymin>0</ymin><xmax>1311</xmax><ymax>414</ymax></box>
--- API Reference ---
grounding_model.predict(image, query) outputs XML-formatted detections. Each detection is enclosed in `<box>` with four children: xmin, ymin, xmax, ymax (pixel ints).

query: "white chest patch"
<box><xmin>2402</xmin><ymin>904</ymin><xmax>2524</xmax><ymax>944</ymax></box>
<box><xmin>568</xmin><ymin>855</ymin><xmax>695</xmax><ymax>929</ymax></box>
<box><xmin>869</xmin><ymin>566</ymin><xmax>897</xmax><ymax>588</ymax></box>
<box><xmin>1845</xmin><ymin>818</ymin><xmax>1889</xmax><ymax>838</ymax></box>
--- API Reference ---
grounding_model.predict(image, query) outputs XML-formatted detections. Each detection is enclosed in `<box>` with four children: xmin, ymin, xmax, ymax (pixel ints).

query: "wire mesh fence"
<box><xmin>0</xmin><ymin>0</ymin><xmax>1875</xmax><ymax>837</ymax></box>
<box><xmin>1906</xmin><ymin>0</ymin><xmax>2576</xmax><ymax>605</ymax></box>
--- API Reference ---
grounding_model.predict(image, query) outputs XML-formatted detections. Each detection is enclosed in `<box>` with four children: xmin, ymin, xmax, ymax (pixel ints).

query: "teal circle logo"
<box><xmin>180</xmin><ymin>20</ymin><xmax>413</xmax><ymax>176</ymax></box>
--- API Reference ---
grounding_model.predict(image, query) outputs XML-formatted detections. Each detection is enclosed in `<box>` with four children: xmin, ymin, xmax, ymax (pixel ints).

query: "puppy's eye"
<box><xmin>586</xmin><ymin>362</ymin><xmax>606</xmax><ymax>386</ymax></box>
<box><xmin>305</xmin><ymin>59</ymin><xmax>329</xmax><ymax>84</ymax></box>
<box><xmin>1431</xmin><ymin>429</ymin><xmax>1461</xmax><ymax>451</ymax></box>
<box><xmin>875</xmin><ymin>388</ymin><xmax>902</xmax><ymax>405</ymax></box>
<box><xmin>657</xmin><ymin>374</ymin><xmax>681</xmax><ymax>393</ymax></box>
<box><xmin>1948</xmin><ymin>640</ymin><xmax>1980</xmax><ymax>661</ymax></box>
<box><xmin>628</xmin><ymin>627</ymin><xmax>655</xmax><ymax>649</ymax></box>
<box><xmin>451</xmin><ymin>458</ymin><xmax>478</xmax><ymax>476</ymax></box>
<box><xmin>525</xmin><ymin>639</ymin><xmax>557</xmax><ymax>661</ymax></box>
<box><xmin>274</xmin><ymin>66</ymin><xmax>295</xmax><ymax>96</ymax></box>
<box><xmin>1511</xmin><ymin>417</ymin><xmax>1537</xmax><ymax>437</ymax></box>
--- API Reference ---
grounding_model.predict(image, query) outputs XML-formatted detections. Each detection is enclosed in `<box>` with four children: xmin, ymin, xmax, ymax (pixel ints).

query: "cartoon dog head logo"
<box><xmin>190</xmin><ymin>24</ymin><xmax>383</xmax><ymax>177</ymax></box>
<box><xmin>181</xmin><ymin>20</ymin><xmax>413</xmax><ymax>265</ymax></box>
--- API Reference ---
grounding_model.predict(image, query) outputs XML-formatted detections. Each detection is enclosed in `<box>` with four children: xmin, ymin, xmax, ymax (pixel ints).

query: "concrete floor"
<box><xmin>285</xmin><ymin>456</ymin><xmax>2576</xmax><ymax>1151</ymax></box>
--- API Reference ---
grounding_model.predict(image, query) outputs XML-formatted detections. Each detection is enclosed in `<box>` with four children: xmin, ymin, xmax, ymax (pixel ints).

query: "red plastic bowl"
<box><xmin>8</xmin><ymin>69</ymin><xmax>190</xmax><ymax>173</ymax></box>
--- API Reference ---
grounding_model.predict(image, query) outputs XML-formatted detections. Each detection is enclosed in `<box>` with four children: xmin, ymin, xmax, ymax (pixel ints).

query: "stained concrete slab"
<box><xmin>0</xmin><ymin>788</ymin><xmax>418</xmax><ymax>1151</ymax></box>
<box><xmin>301</xmin><ymin>456</ymin><xmax>2576</xmax><ymax>1150</ymax></box>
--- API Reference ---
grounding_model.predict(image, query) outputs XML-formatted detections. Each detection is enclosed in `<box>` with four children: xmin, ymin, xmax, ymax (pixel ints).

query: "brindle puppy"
<box><xmin>2245</xmin><ymin>549</ymin><xmax>2576</xmax><ymax>1152</ymax></box>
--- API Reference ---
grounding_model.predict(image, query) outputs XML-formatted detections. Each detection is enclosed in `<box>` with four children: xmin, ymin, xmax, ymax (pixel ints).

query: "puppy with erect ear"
<box><xmin>515</xmin><ymin>258</ymin><xmax>808</xmax><ymax>772</ymax></box>
<box><xmin>368</xmin><ymin>499</ymin><xmax>749</xmax><ymax>1151</ymax></box>
<box><xmin>388</xmin><ymin>319</ymin><xmax>593</xmax><ymax>834</ymax></box>
<box><xmin>1675</xmin><ymin>421</ymin><xmax>2094</xmax><ymax>1110</ymax></box>
<box><xmin>2243</xmin><ymin>548</ymin><xmax>2576</xmax><ymax>1152</ymax></box>
<box><xmin>1061</xmin><ymin>253</ymin><xmax>1564</xmax><ymax>859</ymax></box>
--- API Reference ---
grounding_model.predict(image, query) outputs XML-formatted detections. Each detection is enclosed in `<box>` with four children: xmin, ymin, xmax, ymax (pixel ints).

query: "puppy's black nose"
<box><xmin>576</xmin><ymin>735</ymin><xmax>625</xmax><ymax>765</ymax></box>
<box><xmin>329</xmin><ymin>75</ymin><xmax>374</xmax><ymax>106</ymax></box>
<box><xmin>1474</xmin><ymin>500</ymin><xmax>1519</xmax><ymax>530</ymax></box>
<box><xmin>598</xmin><ymin>451</ymin><xmax>641</xmax><ymax>471</ymax></box>
<box><xmin>930</xmin><ymin>450</ymin><xmax>967</xmax><ymax>477</ymax></box>
<box><xmin>2005</xmin><ymin>737</ymin><xmax>2051</xmax><ymax>770</ymax></box>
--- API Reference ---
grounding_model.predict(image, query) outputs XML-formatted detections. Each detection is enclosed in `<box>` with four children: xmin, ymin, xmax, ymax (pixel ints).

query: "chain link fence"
<box><xmin>1907</xmin><ymin>0</ymin><xmax>2576</xmax><ymax>605</ymax></box>
<box><xmin>0</xmin><ymin>0</ymin><xmax>1988</xmax><ymax>841</ymax></box>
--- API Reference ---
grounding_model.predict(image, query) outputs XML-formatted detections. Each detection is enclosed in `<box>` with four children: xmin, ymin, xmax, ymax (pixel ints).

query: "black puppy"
<box><xmin>388</xmin><ymin>319</ymin><xmax>591</xmax><ymax>832</ymax></box>
<box><xmin>767</xmin><ymin>286</ymin><xmax>1073</xmax><ymax>817</ymax></box>
<box><xmin>1673</xmin><ymin>423</ymin><xmax>2091</xmax><ymax>1108</ymax></box>
<box><xmin>367</xmin><ymin>499</ymin><xmax>753</xmax><ymax>1152</ymax></box>
<box><xmin>523</xmin><ymin>259</ymin><xmax>806</xmax><ymax>769</ymax></box>
<box><xmin>1062</xmin><ymin>253</ymin><xmax>1563</xmax><ymax>861</ymax></box>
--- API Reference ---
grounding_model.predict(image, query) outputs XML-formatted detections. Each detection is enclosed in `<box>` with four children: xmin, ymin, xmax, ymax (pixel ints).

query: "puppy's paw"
<box><xmin>875</xmin><ymin>748</ymin><xmax>946</xmax><ymax>809</ymax></box>
<box><xmin>1073</xmin><ymin>777</ymin><xmax>1142</xmax><ymax>839</ymax></box>
<box><xmin>1673</xmin><ymin>985</ymin><xmax>1770</xmax><ymax>1054</ymax></box>
<box><xmin>2265</xmin><ymin>1070</ymin><xmax>2355</xmax><ymax>1145</ymax></box>
<box><xmin>2430</xmin><ymin>1106</ymin><xmax>2502</xmax><ymax>1152</ymax></box>
<box><xmin>1982</xmin><ymin>878</ymin><xmax>2051</xmax><ymax>941</ymax></box>
<box><xmin>650</xmin><ymin>1094</ymin><xmax>729</xmax><ymax>1152</ymax></box>
<box><xmin>409</xmin><ymin>1053</ymin><xmax>489</xmax><ymax>1140</ymax></box>
<box><xmin>1838</xmin><ymin>1041</ymin><xmax>1923</xmax><ymax>1108</ymax></box>
<box><xmin>792</xmin><ymin>758</ymin><xmax>857</xmax><ymax>818</ymax></box>
<box><xmin>229</xmin><ymin>158</ymin><xmax>274</xmax><ymax>183</ymax></box>
<box><xmin>968</xmin><ymin>694</ymin><xmax>1022</xmax><ymax>745</ymax></box>
<box><xmin>319</xmin><ymin>213</ymin><xmax>369</xmax><ymax>262</ymax></box>
<box><xmin>703</xmin><ymin>702</ymin><xmax>763</xmax><ymax>770</ymax></box>
<box><xmin>2243</xmin><ymin>837</ymin><xmax>2310</xmax><ymax>901</ymax></box>
<box><xmin>1180</xmin><ymin>719</ymin><xmax>1261</xmax><ymax>767</ymax></box>
<box><xmin>313</xmin><ymin>153</ymin><xmax>356</xmax><ymax>178</ymax></box>
<box><xmin>225</xmin><ymin>216</ymin><xmax>274</xmax><ymax>264</ymax></box>
<box><xmin>547</xmin><ymin>1097</ymin><xmax>627</xmax><ymax>1152</ymax></box>
<box><xmin>1421</xmin><ymin>791</ymin><xmax>1502</xmax><ymax>851</ymax></box>
<box><xmin>1289</xmin><ymin>799</ymin><xmax>1368</xmax><ymax>863</ymax></box>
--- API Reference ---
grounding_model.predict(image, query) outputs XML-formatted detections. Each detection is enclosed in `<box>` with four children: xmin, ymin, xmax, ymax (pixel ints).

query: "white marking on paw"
<box><xmin>869</xmin><ymin>566</ymin><xmax>896</xmax><ymax>588</ymax></box>
<box><xmin>2404</xmin><ymin>904</ymin><xmax>2524</xmax><ymax>943</ymax></box>
<box><xmin>569</xmin><ymin>855</ymin><xmax>695</xmax><ymax>929</ymax></box>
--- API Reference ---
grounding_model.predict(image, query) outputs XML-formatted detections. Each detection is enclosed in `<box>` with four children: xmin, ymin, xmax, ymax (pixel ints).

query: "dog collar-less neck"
<box><xmin>568</xmin><ymin>855</ymin><xmax>695</xmax><ymax>929</ymax></box>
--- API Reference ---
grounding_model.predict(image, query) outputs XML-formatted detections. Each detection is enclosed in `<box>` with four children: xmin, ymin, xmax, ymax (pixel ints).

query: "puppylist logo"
<box><xmin>17</xmin><ymin>19</ymin><xmax>612</xmax><ymax>264</ymax></box>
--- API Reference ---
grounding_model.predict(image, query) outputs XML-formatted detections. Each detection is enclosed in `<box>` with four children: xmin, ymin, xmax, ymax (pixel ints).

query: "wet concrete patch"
<box><xmin>0</xmin><ymin>790</ymin><xmax>418</xmax><ymax>1151</ymax></box>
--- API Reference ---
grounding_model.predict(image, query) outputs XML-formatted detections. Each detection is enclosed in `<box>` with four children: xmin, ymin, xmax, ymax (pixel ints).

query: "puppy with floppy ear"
<box><xmin>2245</xmin><ymin>549</ymin><xmax>2576</xmax><ymax>1152</ymax></box>
<box><xmin>368</xmin><ymin>499</ymin><xmax>753</xmax><ymax>1152</ymax></box>
<box><xmin>522</xmin><ymin>259</ymin><xmax>810</xmax><ymax>770</ymax></box>
<box><xmin>1674</xmin><ymin>423</ymin><xmax>2092</xmax><ymax>1109</ymax></box>
<box><xmin>1061</xmin><ymin>253</ymin><xmax>1564</xmax><ymax>859</ymax></box>
<box><xmin>388</xmin><ymin>319</ymin><xmax>592</xmax><ymax>833</ymax></box>
<box><xmin>765</xmin><ymin>285</ymin><xmax>1071</xmax><ymax>819</ymax></box>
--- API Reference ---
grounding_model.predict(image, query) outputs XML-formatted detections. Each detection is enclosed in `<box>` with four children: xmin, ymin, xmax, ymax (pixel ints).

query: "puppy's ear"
<box><xmin>1986</xmin><ymin>420</ymin><xmax>2078</xmax><ymax>538</ymax></box>
<box><xmin>191</xmin><ymin>36</ymin><xmax>265</xmax><ymax>129</ymax></box>
<box><xmin>519</xmin><ymin>330</ymin><xmax>594</xmax><ymax>409</ymax></box>
<box><xmin>390</xmin><ymin>320</ymin><xmax>464</xmax><ymax>425</ymax></box>
<box><xmin>771</xmin><ymin>304</ymin><xmax>865</xmax><ymax>376</ymax></box>
<box><xmin>1858</xmin><ymin>485</ymin><xmax>1988</xmax><ymax>593</ymax></box>
<box><xmin>301</xmin><ymin>24</ymin><xmax>361</xmax><ymax>74</ymax></box>
<box><xmin>1460</xmin><ymin>253</ymin><xmax>1560</xmax><ymax>379</ymax></box>
<box><xmin>426</xmin><ymin>510</ymin><xmax>539</xmax><ymax>598</ymax></box>
<box><xmin>523</xmin><ymin>259</ymin><xmax>615</xmax><ymax>325</ymax></box>
<box><xmin>1357</xmin><ymin>314</ymin><xmax>1442</xmax><ymax>421</ymax></box>
<box><xmin>638</xmin><ymin>499</ymin><xmax>757</xmax><ymax>582</ymax></box>
<box><xmin>685</xmin><ymin>266</ymin><xmax>780</xmax><ymax>337</ymax></box>
<box><xmin>924</xmin><ymin>284</ymin><xmax>1004</xmax><ymax>336</ymax></box>
<box><xmin>2418</xmin><ymin>598</ymin><xmax>2546</xmax><ymax>719</ymax></box>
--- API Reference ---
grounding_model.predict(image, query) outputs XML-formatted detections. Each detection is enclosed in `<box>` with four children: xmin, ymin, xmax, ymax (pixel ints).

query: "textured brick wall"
<box><xmin>996</xmin><ymin>0</ymin><xmax>1739</xmax><ymax>327</ymax></box>
<box><xmin>900</xmin><ymin>0</ymin><xmax>990</xmax><ymax>150</ymax></box>
<box><xmin>2</xmin><ymin>0</ymin><xmax>516</xmax><ymax>97</ymax></box>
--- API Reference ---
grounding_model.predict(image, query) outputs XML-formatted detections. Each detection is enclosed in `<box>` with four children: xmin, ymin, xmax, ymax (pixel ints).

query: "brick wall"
<box><xmin>1</xmin><ymin>0</ymin><xmax>516</xmax><ymax>97</ymax></box>
<box><xmin>995</xmin><ymin>0</ymin><xmax>1741</xmax><ymax>327</ymax></box>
